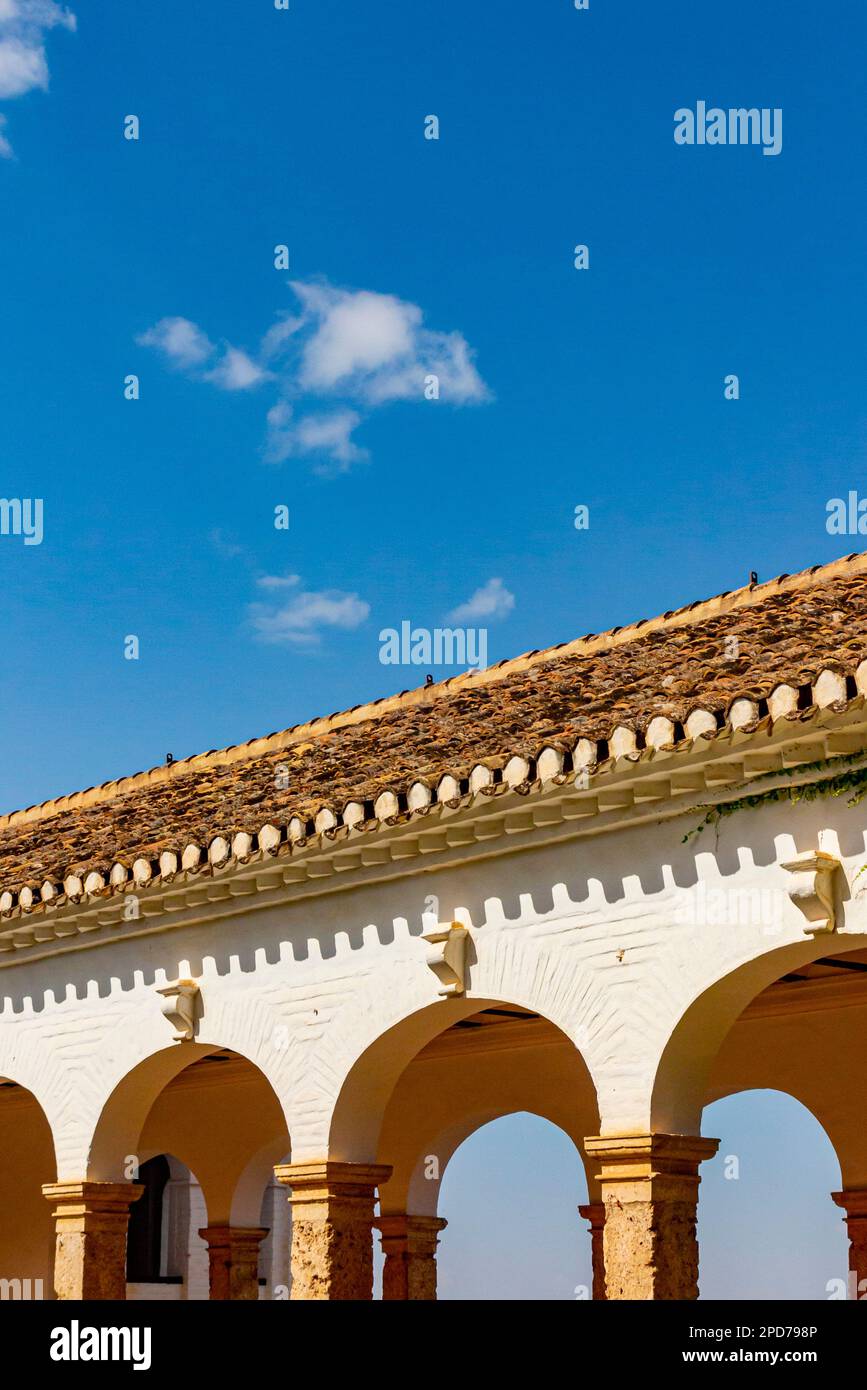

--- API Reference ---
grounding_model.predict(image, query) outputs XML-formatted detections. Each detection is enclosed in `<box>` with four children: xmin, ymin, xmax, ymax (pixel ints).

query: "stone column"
<box><xmin>42</xmin><ymin>1180</ymin><xmax>144</xmax><ymax>1300</ymax></box>
<box><xmin>376</xmin><ymin>1214</ymin><xmax>447</xmax><ymax>1300</ymax></box>
<box><xmin>831</xmin><ymin>1189</ymin><xmax>867</xmax><ymax>1299</ymax></box>
<box><xmin>274</xmin><ymin>1161</ymin><xmax>392</xmax><ymax>1300</ymax></box>
<box><xmin>584</xmin><ymin>1133</ymin><xmax>719</xmax><ymax>1300</ymax></box>
<box><xmin>198</xmin><ymin>1225</ymin><xmax>268</xmax><ymax>1300</ymax></box>
<box><xmin>577</xmin><ymin>1201</ymin><xmax>606</xmax><ymax>1300</ymax></box>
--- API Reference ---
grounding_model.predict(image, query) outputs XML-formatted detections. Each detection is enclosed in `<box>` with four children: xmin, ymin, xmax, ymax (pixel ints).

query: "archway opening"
<box><xmin>698</xmin><ymin>1090</ymin><xmax>847</xmax><ymax>1300</ymax></box>
<box><xmin>92</xmin><ymin>1045</ymin><xmax>291</xmax><ymax>1300</ymax></box>
<box><xmin>434</xmin><ymin>1112</ymin><xmax>591</xmax><ymax>1301</ymax></box>
<box><xmin>335</xmin><ymin>999</ymin><xmax>600</xmax><ymax>1299</ymax></box>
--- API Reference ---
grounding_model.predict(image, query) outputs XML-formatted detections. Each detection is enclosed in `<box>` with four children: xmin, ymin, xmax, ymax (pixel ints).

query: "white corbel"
<box><xmin>781</xmin><ymin>851</ymin><xmax>840</xmax><ymax>935</ymax></box>
<box><xmin>422</xmin><ymin>922</ymin><xmax>469</xmax><ymax>997</ymax></box>
<box><xmin>156</xmin><ymin>979</ymin><xmax>200</xmax><ymax>1041</ymax></box>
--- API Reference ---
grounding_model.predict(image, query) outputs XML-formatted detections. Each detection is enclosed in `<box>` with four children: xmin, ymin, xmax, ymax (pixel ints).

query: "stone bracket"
<box><xmin>156</xmin><ymin>978</ymin><xmax>200</xmax><ymax>1040</ymax></box>
<box><xmin>421</xmin><ymin>922</ymin><xmax>469</xmax><ymax>997</ymax></box>
<box><xmin>781</xmin><ymin>851</ymin><xmax>840</xmax><ymax>935</ymax></box>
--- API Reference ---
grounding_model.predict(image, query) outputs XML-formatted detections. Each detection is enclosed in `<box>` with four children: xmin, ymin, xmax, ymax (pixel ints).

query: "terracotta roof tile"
<box><xmin>2</xmin><ymin>552</ymin><xmax>867</xmax><ymax>897</ymax></box>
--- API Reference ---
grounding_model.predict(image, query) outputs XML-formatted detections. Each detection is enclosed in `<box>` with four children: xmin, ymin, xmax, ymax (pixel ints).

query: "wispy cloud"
<box><xmin>447</xmin><ymin>577</ymin><xmax>515</xmax><ymax>624</ymax></box>
<box><xmin>0</xmin><ymin>0</ymin><xmax>76</xmax><ymax>156</ymax></box>
<box><xmin>264</xmin><ymin>401</ymin><xmax>366</xmax><ymax>472</ymax></box>
<box><xmin>137</xmin><ymin>316</ymin><xmax>270</xmax><ymax>390</ymax></box>
<box><xmin>139</xmin><ymin>316</ymin><xmax>214</xmax><ymax>369</ymax></box>
<box><xmin>208</xmin><ymin>528</ymin><xmax>245</xmax><ymax>560</ymax></box>
<box><xmin>139</xmin><ymin>278</ymin><xmax>489</xmax><ymax>469</ymax></box>
<box><xmin>249</xmin><ymin>573</ymin><xmax>370</xmax><ymax>646</ymax></box>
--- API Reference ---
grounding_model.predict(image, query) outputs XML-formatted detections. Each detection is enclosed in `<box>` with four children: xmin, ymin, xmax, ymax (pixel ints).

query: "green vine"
<box><xmin>681</xmin><ymin>751</ymin><xmax>867</xmax><ymax>842</ymax></box>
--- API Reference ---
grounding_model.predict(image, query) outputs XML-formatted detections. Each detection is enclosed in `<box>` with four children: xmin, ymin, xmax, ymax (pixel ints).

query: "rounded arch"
<box><xmin>88</xmin><ymin>1044</ymin><xmax>290</xmax><ymax>1227</ymax></box>
<box><xmin>230</xmin><ymin>1137</ymin><xmax>292</xmax><ymax>1227</ymax></box>
<box><xmin>312</xmin><ymin>933</ymin><xmax>609</xmax><ymax>1164</ymax></box>
<box><xmin>0</xmin><ymin>1074</ymin><xmax>57</xmax><ymax>1292</ymax></box>
<box><xmin>334</xmin><ymin>992</ymin><xmax>600</xmax><ymax>1199</ymax></box>
<box><xmin>651</xmin><ymin>933</ymin><xmax>866</xmax><ymax>1135</ymax></box>
<box><xmin>87</xmin><ymin>1042</ymin><xmax>220</xmax><ymax>1181</ymax></box>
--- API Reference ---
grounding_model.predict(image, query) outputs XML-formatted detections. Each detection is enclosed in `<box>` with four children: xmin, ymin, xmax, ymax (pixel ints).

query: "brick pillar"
<box><xmin>831</xmin><ymin>1189</ymin><xmax>867</xmax><ymax>1299</ymax></box>
<box><xmin>584</xmin><ymin>1133</ymin><xmax>719</xmax><ymax>1300</ymax></box>
<box><xmin>377</xmin><ymin>1214</ymin><xmax>447</xmax><ymax>1300</ymax></box>
<box><xmin>43</xmin><ymin>1181</ymin><xmax>143</xmax><ymax>1300</ymax></box>
<box><xmin>274</xmin><ymin>1161</ymin><xmax>391</xmax><ymax>1300</ymax></box>
<box><xmin>578</xmin><ymin>1201</ymin><xmax>606</xmax><ymax>1300</ymax></box>
<box><xmin>199</xmin><ymin>1225</ymin><xmax>268</xmax><ymax>1300</ymax></box>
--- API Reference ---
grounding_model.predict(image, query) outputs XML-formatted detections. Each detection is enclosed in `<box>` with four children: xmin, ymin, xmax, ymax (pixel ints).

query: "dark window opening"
<box><xmin>126</xmin><ymin>1155</ymin><xmax>176</xmax><ymax>1283</ymax></box>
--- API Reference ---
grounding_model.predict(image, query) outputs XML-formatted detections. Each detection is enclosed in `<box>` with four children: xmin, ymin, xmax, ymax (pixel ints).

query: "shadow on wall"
<box><xmin>3</xmin><ymin>793</ymin><xmax>864</xmax><ymax>1016</ymax></box>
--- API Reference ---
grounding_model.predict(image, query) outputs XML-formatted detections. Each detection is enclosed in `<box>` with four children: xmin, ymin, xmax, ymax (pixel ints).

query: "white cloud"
<box><xmin>265</xmin><ymin>401</ymin><xmax>366</xmax><ymax>469</ymax></box>
<box><xmin>256</xmin><ymin>572</ymin><xmax>301</xmax><ymax>590</ymax></box>
<box><xmin>138</xmin><ymin>318</ymin><xmax>269</xmax><ymax>392</ymax></box>
<box><xmin>0</xmin><ymin>1</ymin><xmax>75</xmax><ymax>151</ymax></box>
<box><xmin>0</xmin><ymin>35</ymin><xmax>46</xmax><ymax>96</ymax></box>
<box><xmin>0</xmin><ymin>113</ymin><xmax>12</xmax><ymax>158</ymax></box>
<box><xmin>249</xmin><ymin>575</ymin><xmax>370</xmax><ymax>646</ymax></box>
<box><xmin>285</xmin><ymin>280</ymin><xmax>488</xmax><ymax>405</ymax></box>
<box><xmin>447</xmin><ymin>577</ymin><xmax>515</xmax><ymax>624</ymax></box>
<box><xmin>137</xmin><ymin>316</ymin><xmax>215</xmax><ymax>369</ymax></box>
<box><xmin>140</xmin><ymin>277</ymin><xmax>489</xmax><ymax>470</ymax></box>
<box><xmin>205</xmin><ymin>345</ymin><xmax>270</xmax><ymax>391</ymax></box>
<box><xmin>209</xmin><ymin>528</ymin><xmax>245</xmax><ymax>560</ymax></box>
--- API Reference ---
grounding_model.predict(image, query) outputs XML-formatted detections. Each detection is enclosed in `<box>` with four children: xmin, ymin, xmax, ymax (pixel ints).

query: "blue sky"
<box><xmin>0</xmin><ymin>0</ymin><xmax>863</xmax><ymax>1298</ymax></box>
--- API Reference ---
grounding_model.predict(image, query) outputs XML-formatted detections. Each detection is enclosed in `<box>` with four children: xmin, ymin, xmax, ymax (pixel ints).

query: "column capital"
<box><xmin>199</xmin><ymin>1224</ymin><xmax>269</xmax><ymax>1248</ymax></box>
<box><xmin>832</xmin><ymin>1189</ymin><xmax>867</xmax><ymax>1220</ymax></box>
<box><xmin>376</xmin><ymin>1213</ymin><xmax>447</xmax><ymax>1301</ymax></box>
<box><xmin>42</xmin><ymin>1180</ymin><xmax>144</xmax><ymax>1216</ymax></box>
<box><xmin>584</xmin><ymin>1132</ymin><xmax>719</xmax><ymax>1199</ymax></box>
<box><xmin>577</xmin><ymin>1201</ymin><xmax>605</xmax><ymax>1231</ymax></box>
<box><xmin>578</xmin><ymin>1202</ymin><xmax>606</xmax><ymax>1301</ymax></box>
<box><xmin>274</xmin><ymin>1161</ymin><xmax>392</xmax><ymax>1201</ymax></box>
<box><xmin>375</xmin><ymin>1213</ymin><xmax>447</xmax><ymax>1244</ymax></box>
<box><xmin>584</xmin><ymin>1132</ymin><xmax>720</xmax><ymax>1170</ymax></box>
<box><xmin>43</xmin><ymin>1180</ymin><xmax>143</xmax><ymax>1301</ymax></box>
<box><xmin>198</xmin><ymin>1226</ymin><xmax>268</xmax><ymax>1301</ymax></box>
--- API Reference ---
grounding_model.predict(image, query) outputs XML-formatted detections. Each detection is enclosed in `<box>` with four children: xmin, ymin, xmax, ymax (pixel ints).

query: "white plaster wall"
<box><xmin>1</xmin><ymin>791</ymin><xmax>865</xmax><ymax>1179</ymax></box>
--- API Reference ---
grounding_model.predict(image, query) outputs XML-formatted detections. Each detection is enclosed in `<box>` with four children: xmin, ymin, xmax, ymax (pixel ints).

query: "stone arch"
<box><xmin>373</xmin><ymin>1014</ymin><xmax>599</xmax><ymax>1215</ymax></box>
<box><xmin>650</xmin><ymin>933</ymin><xmax>866</xmax><ymax>1136</ymax></box>
<box><xmin>318</xmin><ymin>932</ymin><xmax>608</xmax><ymax>1164</ymax></box>
<box><xmin>0</xmin><ymin>1073</ymin><xmax>57</xmax><ymax>1293</ymax></box>
<box><xmin>89</xmin><ymin>1045</ymin><xmax>291</xmax><ymax>1226</ymax></box>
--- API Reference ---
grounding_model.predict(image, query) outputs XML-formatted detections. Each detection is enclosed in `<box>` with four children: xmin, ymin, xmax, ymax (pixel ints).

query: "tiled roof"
<box><xmin>2</xmin><ymin>551</ymin><xmax>867</xmax><ymax>914</ymax></box>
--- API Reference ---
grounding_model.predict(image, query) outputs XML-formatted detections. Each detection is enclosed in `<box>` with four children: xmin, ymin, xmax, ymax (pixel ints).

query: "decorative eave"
<box><xmin>2</xmin><ymin>680</ymin><xmax>866</xmax><ymax>961</ymax></box>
